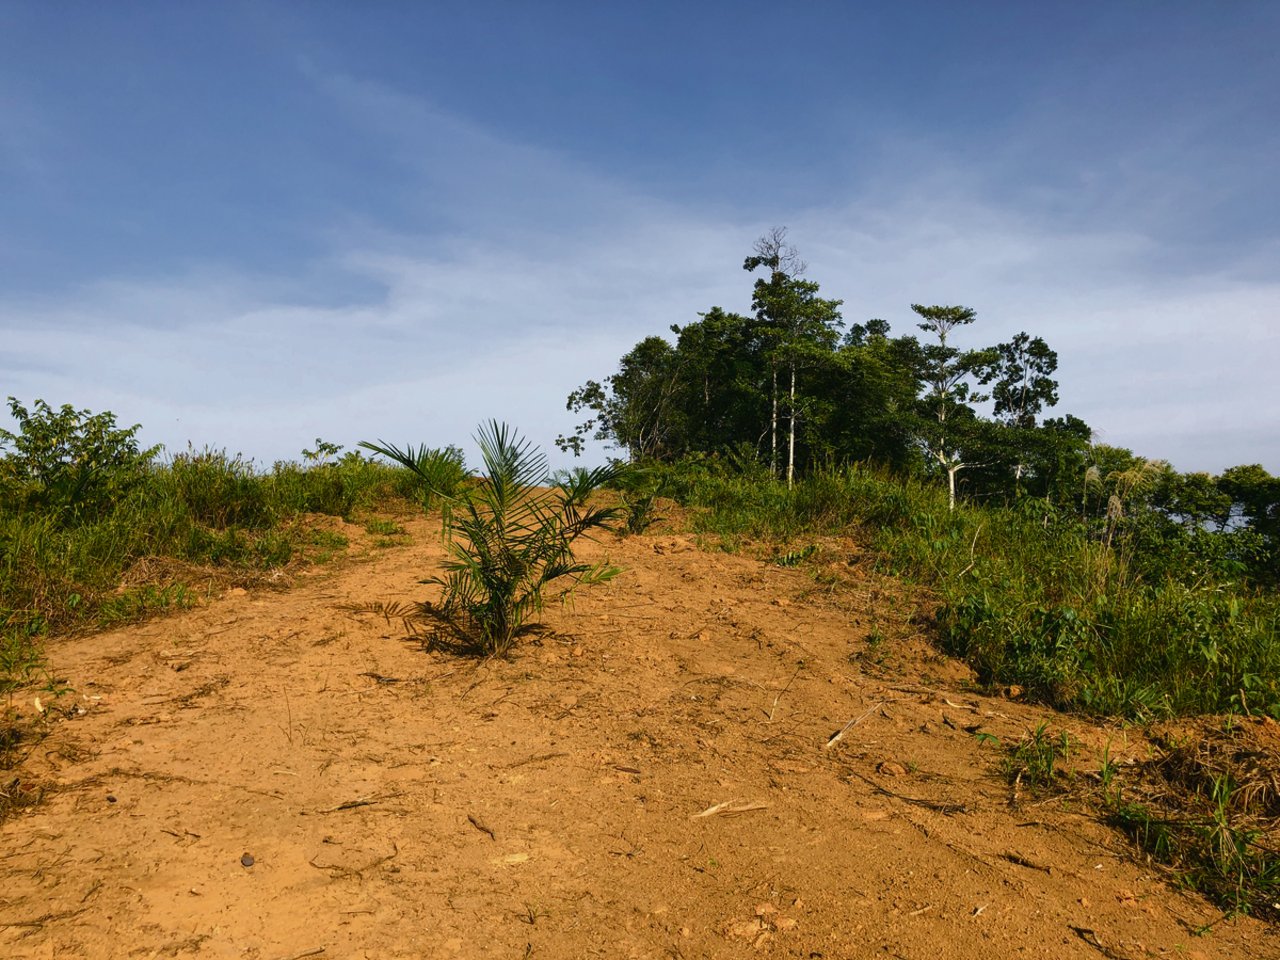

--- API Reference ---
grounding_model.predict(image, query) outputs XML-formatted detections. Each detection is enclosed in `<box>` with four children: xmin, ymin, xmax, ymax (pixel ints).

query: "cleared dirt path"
<box><xmin>2</xmin><ymin>519</ymin><xmax>1274</xmax><ymax>959</ymax></box>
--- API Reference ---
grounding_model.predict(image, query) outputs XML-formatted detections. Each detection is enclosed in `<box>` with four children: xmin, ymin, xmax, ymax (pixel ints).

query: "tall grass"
<box><xmin>1</xmin><ymin>450</ymin><xmax>410</xmax><ymax>697</ymax></box>
<box><xmin>661</xmin><ymin>461</ymin><xmax>1280</xmax><ymax>720</ymax></box>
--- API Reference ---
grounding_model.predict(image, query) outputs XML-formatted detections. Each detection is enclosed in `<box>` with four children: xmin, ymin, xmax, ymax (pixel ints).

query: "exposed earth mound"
<box><xmin>2</xmin><ymin>519</ymin><xmax>1275</xmax><ymax>958</ymax></box>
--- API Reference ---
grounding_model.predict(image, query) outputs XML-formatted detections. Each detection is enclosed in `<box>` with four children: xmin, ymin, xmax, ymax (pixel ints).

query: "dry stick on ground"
<box><xmin>824</xmin><ymin>698</ymin><xmax>904</xmax><ymax>750</ymax></box>
<box><xmin>308</xmin><ymin>845</ymin><xmax>398</xmax><ymax>880</ymax></box>
<box><xmin>505</xmin><ymin>752</ymin><xmax>570</xmax><ymax>769</ymax></box>
<box><xmin>2</xmin><ymin>907</ymin><xmax>87</xmax><ymax>930</ymax></box>
<box><xmin>766</xmin><ymin>663</ymin><xmax>805</xmax><ymax>723</ymax></box>
<box><xmin>274</xmin><ymin>948</ymin><xmax>326</xmax><ymax>960</ymax></box>
<box><xmin>323</xmin><ymin>792</ymin><xmax>402</xmax><ymax>813</ymax></box>
<box><xmin>467</xmin><ymin>814</ymin><xmax>496</xmax><ymax>840</ymax></box>
<box><xmin>691</xmin><ymin>800</ymin><xmax>770</xmax><ymax>819</ymax></box>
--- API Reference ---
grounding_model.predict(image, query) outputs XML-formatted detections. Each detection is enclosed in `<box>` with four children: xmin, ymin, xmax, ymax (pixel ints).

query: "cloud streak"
<box><xmin>3</xmin><ymin>71</ymin><xmax>1276</xmax><ymax>475</ymax></box>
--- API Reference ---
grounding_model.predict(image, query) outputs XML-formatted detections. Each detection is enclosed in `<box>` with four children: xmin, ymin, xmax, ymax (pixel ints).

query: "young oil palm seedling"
<box><xmin>362</xmin><ymin>422</ymin><xmax>621</xmax><ymax>656</ymax></box>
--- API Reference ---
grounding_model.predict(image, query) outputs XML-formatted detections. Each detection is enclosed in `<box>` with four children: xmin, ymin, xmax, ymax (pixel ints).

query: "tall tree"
<box><xmin>743</xmin><ymin>228</ymin><xmax>843</xmax><ymax>486</ymax></box>
<box><xmin>557</xmin><ymin>336</ymin><xmax>683</xmax><ymax>460</ymax></box>
<box><xmin>1219</xmin><ymin>464</ymin><xmax>1280</xmax><ymax>555</ymax></box>
<box><xmin>911</xmin><ymin>304</ymin><xmax>987</xmax><ymax>509</ymax></box>
<box><xmin>977</xmin><ymin>331</ymin><xmax>1061</xmax><ymax>483</ymax></box>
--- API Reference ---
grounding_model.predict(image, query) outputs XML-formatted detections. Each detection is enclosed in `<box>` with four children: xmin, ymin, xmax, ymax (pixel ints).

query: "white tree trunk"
<box><xmin>787</xmin><ymin>363</ymin><xmax>796</xmax><ymax>488</ymax></box>
<box><xmin>770</xmin><ymin>365</ymin><xmax>778</xmax><ymax>478</ymax></box>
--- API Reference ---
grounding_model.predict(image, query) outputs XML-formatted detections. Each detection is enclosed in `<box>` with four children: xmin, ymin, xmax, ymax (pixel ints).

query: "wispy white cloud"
<box><xmin>3</xmin><ymin>72</ymin><xmax>1276</xmax><ymax>475</ymax></box>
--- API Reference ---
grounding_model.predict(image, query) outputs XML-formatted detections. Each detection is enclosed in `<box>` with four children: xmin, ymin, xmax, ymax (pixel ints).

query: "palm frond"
<box><xmin>363</xmin><ymin>421</ymin><xmax>620</xmax><ymax>656</ymax></box>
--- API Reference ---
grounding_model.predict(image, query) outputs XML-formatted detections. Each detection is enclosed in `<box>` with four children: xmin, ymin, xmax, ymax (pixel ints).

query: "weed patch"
<box><xmin>1003</xmin><ymin>723</ymin><xmax>1072</xmax><ymax>794</ymax></box>
<box><xmin>1096</xmin><ymin>718</ymin><xmax>1280</xmax><ymax>921</ymax></box>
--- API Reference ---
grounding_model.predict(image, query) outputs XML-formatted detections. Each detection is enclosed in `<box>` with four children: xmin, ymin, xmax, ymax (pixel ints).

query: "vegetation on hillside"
<box><xmin>660</xmin><ymin>460</ymin><xmax>1279</xmax><ymax>719</ymax></box>
<box><xmin>0</xmin><ymin>398</ymin><xmax>421</xmax><ymax>716</ymax></box>
<box><xmin>558</xmin><ymin>229</ymin><xmax>1278</xmax><ymax>716</ymax></box>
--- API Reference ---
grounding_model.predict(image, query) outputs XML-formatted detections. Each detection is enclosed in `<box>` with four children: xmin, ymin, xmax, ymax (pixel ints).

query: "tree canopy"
<box><xmin>558</xmin><ymin>230</ymin><xmax>1277</xmax><ymax>575</ymax></box>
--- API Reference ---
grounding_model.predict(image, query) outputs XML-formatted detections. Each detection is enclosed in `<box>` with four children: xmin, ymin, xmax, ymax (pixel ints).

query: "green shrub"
<box><xmin>270</xmin><ymin>450</ymin><xmax>394</xmax><ymax>518</ymax></box>
<box><xmin>162</xmin><ymin>447</ymin><xmax>275</xmax><ymax>528</ymax></box>
<box><xmin>611</xmin><ymin>465</ymin><xmax>668</xmax><ymax>535</ymax></box>
<box><xmin>0</xmin><ymin>397</ymin><xmax>159</xmax><ymax>521</ymax></box>
<box><xmin>662</xmin><ymin>460</ymin><xmax>1280</xmax><ymax>720</ymax></box>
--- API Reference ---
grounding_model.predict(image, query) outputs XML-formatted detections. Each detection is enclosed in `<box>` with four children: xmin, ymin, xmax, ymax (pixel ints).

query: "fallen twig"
<box><xmin>1067</xmin><ymin>926</ymin><xmax>1132</xmax><ymax>960</ymax></box>
<box><xmin>767</xmin><ymin>663</ymin><xmax>805</xmax><ymax>723</ymax></box>
<box><xmin>308</xmin><ymin>845</ymin><xmax>398</xmax><ymax>880</ymax></box>
<box><xmin>506</xmin><ymin>752</ymin><xmax>570</xmax><ymax>769</ymax></box>
<box><xmin>825</xmin><ymin>698</ymin><xmax>903</xmax><ymax>750</ymax></box>
<box><xmin>275</xmin><ymin>949</ymin><xmax>326</xmax><ymax>960</ymax></box>
<box><xmin>323</xmin><ymin>792</ymin><xmax>402</xmax><ymax>813</ymax></box>
<box><xmin>691</xmin><ymin>799</ymin><xmax>770</xmax><ymax>819</ymax></box>
<box><xmin>1</xmin><ymin>907</ymin><xmax>87</xmax><ymax>928</ymax></box>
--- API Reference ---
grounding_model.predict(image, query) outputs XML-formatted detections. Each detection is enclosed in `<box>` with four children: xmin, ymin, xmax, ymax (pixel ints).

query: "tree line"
<box><xmin>557</xmin><ymin>229</ymin><xmax>1278</xmax><ymax>575</ymax></box>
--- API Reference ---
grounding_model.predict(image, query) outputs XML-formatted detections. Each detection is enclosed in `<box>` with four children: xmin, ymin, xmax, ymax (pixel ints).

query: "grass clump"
<box><xmin>364</xmin><ymin>421</ymin><xmax>621</xmax><ymax>656</ymax></box>
<box><xmin>1099</xmin><ymin>720</ymin><xmax>1280</xmax><ymax>921</ymax></box>
<box><xmin>1003</xmin><ymin>723</ymin><xmax>1072</xmax><ymax>793</ymax></box>
<box><xmin>613</xmin><ymin>466</ymin><xmax>669</xmax><ymax>535</ymax></box>
<box><xmin>357</xmin><ymin>441</ymin><xmax>468</xmax><ymax>512</ymax></box>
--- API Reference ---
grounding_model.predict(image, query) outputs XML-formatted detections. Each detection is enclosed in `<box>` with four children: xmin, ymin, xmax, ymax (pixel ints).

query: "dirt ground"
<box><xmin>2</xmin><ymin>517</ymin><xmax>1276</xmax><ymax>959</ymax></box>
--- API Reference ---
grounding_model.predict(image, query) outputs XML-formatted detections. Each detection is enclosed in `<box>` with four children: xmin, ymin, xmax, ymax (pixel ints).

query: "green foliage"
<box><xmin>0</xmin><ymin>404</ymin><xmax>418</xmax><ymax>712</ymax></box>
<box><xmin>662</xmin><ymin>461</ymin><xmax>1280</xmax><ymax>719</ymax></box>
<box><xmin>1106</xmin><ymin>777</ymin><xmax>1280</xmax><ymax>920</ymax></box>
<box><xmin>0</xmin><ymin>397</ymin><xmax>160</xmax><ymax>520</ymax></box>
<box><xmin>772</xmin><ymin>545</ymin><xmax>817</xmax><ymax>567</ymax></box>
<box><xmin>359</xmin><ymin>440</ymin><xmax>467</xmax><ymax>512</ymax></box>
<box><xmin>272</xmin><ymin>447</ymin><xmax>393</xmax><ymax>519</ymax></box>
<box><xmin>558</xmin><ymin>237</ymin><xmax>1092</xmax><ymax>511</ymax></box>
<box><xmin>364</xmin><ymin>518</ymin><xmax>407</xmax><ymax>537</ymax></box>
<box><xmin>166</xmin><ymin>447</ymin><xmax>275</xmax><ymax>528</ymax></box>
<box><xmin>613</xmin><ymin>466</ymin><xmax>668</xmax><ymax>536</ymax></box>
<box><xmin>365</xmin><ymin>422</ymin><xmax>621</xmax><ymax>656</ymax></box>
<box><xmin>1004</xmin><ymin>723</ymin><xmax>1071</xmax><ymax>790</ymax></box>
<box><xmin>97</xmin><ymin>584</ymin><xmax>196</xmax><ymax>626</ymax></box>
<box><xmin>744</xmin><ymin>228</ymin><xmax>844</xmax><ymax>483</ymax></box>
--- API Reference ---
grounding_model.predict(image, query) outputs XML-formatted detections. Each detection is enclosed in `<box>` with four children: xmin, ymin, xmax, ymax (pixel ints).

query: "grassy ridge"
<box><xmin>662</xmin><ymin>462</ymin><xmax>1280</xmax><ymax>720</ymax></box>
<box><xmin>1</xmin><ymin>449</ymin><xmax>416</xmax><ymax>695</ymax></box>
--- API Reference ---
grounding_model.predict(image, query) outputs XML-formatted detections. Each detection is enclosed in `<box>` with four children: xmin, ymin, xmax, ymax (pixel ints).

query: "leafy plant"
<box><xmin>359</xmin><ymin>440</ymin><xmax>467</xmax><ymax>512</ymax></box>
<box><xmin>773</xmin><ymin>544</ymin><xmax>818</xmax><ymax>567</ymax></box>
<box><xmin>364</xmin><ymin>519</ymin><xmax>406</xmax><ymax>536</ymax></box>
<box><xmin>1004</xmin><ymin>722</ymin><xmax>1072</xmax><ymax>791</ymax></box>
<box><xmin>0</xmin><ymin>397</ymin><xmax>159</xmax><ymax>521</ymax></box>
<box><xmin>1105</xmin><ymin>779</ymin><xmax>1280</xmax><ymax>920</ymax></box>
<box><xmin>612</xmin><ymin>466</ymin><xmax>667</xmax><ymax>535</ymax></box>
<box><xmin>363</xmin><ymin>422</ymin><xmax>621</xmax><ymax>655</ymax></box>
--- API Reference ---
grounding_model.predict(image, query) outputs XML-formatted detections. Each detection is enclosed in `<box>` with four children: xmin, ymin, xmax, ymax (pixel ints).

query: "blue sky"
<box><xmin>2</xmin><ymin>1</ymin><xmax>1277</xmax><ymax>473</ymax></box>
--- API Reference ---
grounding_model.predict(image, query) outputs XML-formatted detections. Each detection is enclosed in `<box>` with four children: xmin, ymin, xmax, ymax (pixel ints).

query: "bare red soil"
<box><xmin>2</xmin><ymin>518</ymin><xmax>1275</xmax><ymax>959</ymax></box>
